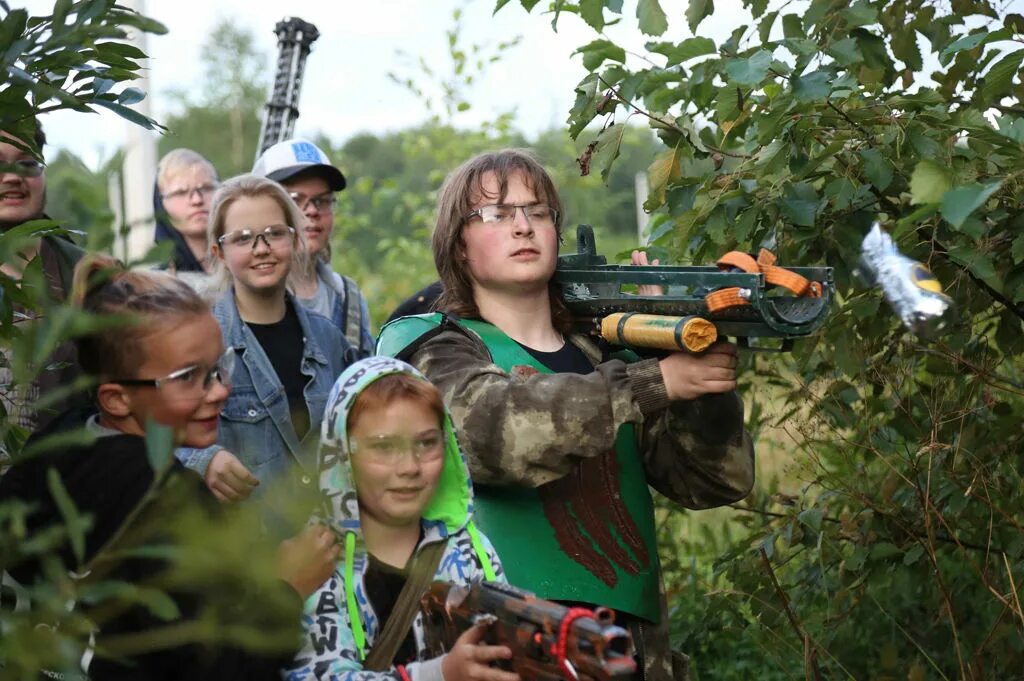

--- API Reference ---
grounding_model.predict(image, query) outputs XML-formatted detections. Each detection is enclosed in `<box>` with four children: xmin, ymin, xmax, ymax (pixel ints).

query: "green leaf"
<box><xmin>947</xmin><ymin>244</ymin><xmax>1000</xmax><ymax>288</ymax></box>
<box><xmin>52</xmin><ymin>0</ymin><xmax>73</xmax><ymax>35</ymax></box>
<box><xmin>843</xmin><ymin>1</ymin><xmax>877</xmax><ymax>28</ymax></box>
<box><xmin>648</xmin><ymin>145</ymin><xmax>682</xmax><ymax>198</ymax></box>
<box><xmin>903</xmin><ymin>544</ymin><xmax>925</xmax><ymax>566</ymax></box>
<box><xmin>686</xmin><ymin>0</ymin><xmax>714</xmax><ymax>33</ymax></box>
<box><xmin>909</xmin><ymin>160</ymin><xmax>952</xmax><ymax>204</ymax></box>
<box><xmin>726</xmin><ymin>50</ymin><xmax>772</xmax><ymax>86</ymax></box>
<box><xmin>647</xmin><ymin>37</ymin><xmax>716</xmax><ymax>66</ymax></box>
<box><xmin>637</xmin><ymin>0</ymin><xmax>668</xmax><ymax>36</ymax></box>
<box><xmin>591</xmin><ymin>123</ymin><xmax>628</xmax><ymax>182</ymax></box>
<box><xmin>117</xmin><ymin>86</ymin><xmax>146</xmax><ymax>105</ymax></box>
<box><xmin>798</xmin><ymin>508</ymin><xmax>823</xmax><ymax>532</ymax></box>
<box><xmin>996</xmin><ymin>116</ymin><xmax>1024</xmax><ymax>143</ymax></box>
<box><xmin>567</xmin><ymin>72</ymin><xmax>601</xmax><ymax>139</ymax></box>
<box><xmin>758</xmin><ymin>11</ymin><xmax>778</xmax><ymax>43</ymax></box>
<box><xmin>91</xmin><ymin>99</ymin><xmax>159</xmax><ymax>129</ymax></box>
<box><xmin>781</xmin><ymin>181</ymin><xmax>819</xmax><ymax>227</ymax></box>
<box><xmin>939</xmin><ymin>181</ymin><xmax>1002</xmax><ymax>229</ymax></box>
<box><xmin>891</xmin><ymin>28</ymin><xmax>923</xmax><ymax>70</ymax></box>
<box><xmin>860</xmin><ymin>148</ymin><xmax>893</xmax><ymax>190</ymax></box>
<box><xmin>828</xmin><ymin>37</ymin><xmax>864</xmax><ymax>66</ymax></box>
<box><xmin>1011</xmin><ymin>233</ymin><xmax>1024</xmax><ymax>264</ymax></box>
<box><xmin>47</xmin><ymin>467</ymin><xmax>89</xmax><ymax>564</ymax></box>
<box><xmin>145</xmin><ymin>421</ymin><xmax>175</xmax><ymax>473</ymax></box>
<box><xmin>939</xmin><ymin>31</ymin><xmax>989</xmax><ymax>63</ymax></box>
<box><xmin>870</xmin><ymin>542</ymin><xmax>901</xmax><ymax>560</ymax></box>
<box><xmin>744</xmin><ymin>0</ymin><xmax>769</xmax><ymax>20</ymax></box>
<box><xmin>579</xmin><ymin>0</ymin><xmax>606</xmax><ymax>31</ymax></box>
<box><xmin>574</xmin><ymin>39</ymin><xmax>626</xmax><ymax>71</ymax></box>
<box><xmin>981</xmin><ymin>49</ymin><xmax>1024</xmax><ymax>102</ymax></box>
<box><xmin>95</xmin><ymin>41</ymin><xmax>148</xmax><ymax>60</ymax></box>
<box><xmin>792</xmin><ymin>70</ymin><xmax>831</xmax><ymax>101</ymax></box>
<box><xmin>782</xmin><ymin>13</ymin><xmax>802</xmax><ymax>39</ymax></box>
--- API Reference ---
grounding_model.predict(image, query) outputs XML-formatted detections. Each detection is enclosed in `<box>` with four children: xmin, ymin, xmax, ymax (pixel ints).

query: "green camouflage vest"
<box><xmin>377</xmin><ymin>313</ymin><xmax>660</xmax><ymax>622</ymax></box>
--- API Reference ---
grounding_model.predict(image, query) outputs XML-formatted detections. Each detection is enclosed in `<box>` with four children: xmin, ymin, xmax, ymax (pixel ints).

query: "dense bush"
<box><xmin>498</xmin><ymin>0</ymin><xmax>1024</xmax><ymax>677</ymax></box>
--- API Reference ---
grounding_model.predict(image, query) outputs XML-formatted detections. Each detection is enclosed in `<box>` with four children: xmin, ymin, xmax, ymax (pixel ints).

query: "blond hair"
<box><xmin>72</xmin><ymin>254</ymin><xmax>210</xmax><ymax>379</ymax></box>
<box><xmin>432</xmin><ymin>149</ymin><xmax>571</xmax><ymax>332</ymax></box>
<box><xmin>156</xmin><ymin>148</ymin><xmax>218</xmax><ymax>193</ymax></box>
<box><xmin>205</xmin><ymin>174</ymin><xmax>310</xmax><ymax>293</ymax></box>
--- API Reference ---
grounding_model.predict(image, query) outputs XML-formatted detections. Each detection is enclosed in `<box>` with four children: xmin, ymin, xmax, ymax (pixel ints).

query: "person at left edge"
<box><xmin>254</xmin><ymin>139</ymin><xmax>375</xmax><ymax>358</ymax></box>
<box><xmin>0</xmin><ymin>118</ymin><xmax>85</xmax><ymax>445</ymax></box>
<box><xmin>176</xmin><ymin>175</ymin><xmax>353</xmax><ymax>526</ymax></box>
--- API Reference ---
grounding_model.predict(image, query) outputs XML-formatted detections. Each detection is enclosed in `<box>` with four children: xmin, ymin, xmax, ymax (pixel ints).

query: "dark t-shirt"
<box><xmin>515</xmin><ymin>338</ymin><xmax>595</xmax><ymax>375</ymax></box>
<box><xmin>514</xmin><ymin>337</ymin><xmax>645</xmax><ymax>678</ymax></box>
<box><xmin>363</xmin><ymin>554</ymin><xmax>418</xmax><ymax>664</ymax></box>
<box><xmin>247</xmin><ymin>300</ymin><xmax>311</xmax><ymax>439</ymax></box>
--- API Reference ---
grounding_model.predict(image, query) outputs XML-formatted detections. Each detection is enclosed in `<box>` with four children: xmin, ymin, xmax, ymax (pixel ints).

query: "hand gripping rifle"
<box><xmin>420</xmin><ymin>581</ymin><xmax>637</xmax><ymax>681</ymax></box>
<box><xmin>256</xmin><ymin>17</ymin><xmax>320</xmax><ymax>158</ymax></box>
<box><xmin>554</xmin><ymin>225</ymin><xmax>834</xmax><ymax>353</ymax></box>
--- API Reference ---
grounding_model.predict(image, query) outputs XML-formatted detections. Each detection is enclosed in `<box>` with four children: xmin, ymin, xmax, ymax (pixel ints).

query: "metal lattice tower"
<box><xmin>256</xmin><ymin>17</ymin><xmax>320</xmax><ymax>159</ymax></box>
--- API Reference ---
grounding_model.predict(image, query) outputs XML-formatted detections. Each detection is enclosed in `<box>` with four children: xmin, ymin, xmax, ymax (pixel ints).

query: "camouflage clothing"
<box><xmin>378</xmin><ymin>318</ymin><xmax>755</xmax><ymax>681</ymax></box>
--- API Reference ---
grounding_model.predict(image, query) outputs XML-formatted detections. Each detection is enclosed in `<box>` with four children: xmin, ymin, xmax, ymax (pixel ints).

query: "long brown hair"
<box><xmin>72</xmin><ymin>254</ymin><xmax>209</xmax><ymax>379</ymax></box>
<box><xmin>432</xmin><ymin>149</ymin><xmax>572</xmax><ymax>332</ymax></box>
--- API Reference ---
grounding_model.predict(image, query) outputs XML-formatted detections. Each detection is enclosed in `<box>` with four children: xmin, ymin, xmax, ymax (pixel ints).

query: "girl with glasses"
<box><xmin>0</xmin><ymin>254</ymin><xmax>339</xmax><ymax>679</ymax></box>
<box><xmin>286</xmin><ymin>357</ymin><xmax>511</xmax><ymax>681</ymax></box>
<box><xmin>177</xmin><ymin>175</ymin><xmax>353</xmax><ymax>530</ymax></box>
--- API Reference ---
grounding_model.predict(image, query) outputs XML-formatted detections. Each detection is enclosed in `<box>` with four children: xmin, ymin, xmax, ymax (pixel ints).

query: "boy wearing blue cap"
<box><xmin>254</xmin><ymin>139</ymin><xmax>374</xmax><ymax>357</ymax></box>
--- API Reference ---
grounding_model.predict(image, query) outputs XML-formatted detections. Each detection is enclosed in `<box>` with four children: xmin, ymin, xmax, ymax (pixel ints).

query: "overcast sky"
<box><xmin>15</xmin><ymin>0</ymin><xmax>753</xmax><ymax>167</ymax></box>
<box><xmin>16</xmin><ymin>0</ymin><xmax>1023</xmax><ymax>168</ymax></box>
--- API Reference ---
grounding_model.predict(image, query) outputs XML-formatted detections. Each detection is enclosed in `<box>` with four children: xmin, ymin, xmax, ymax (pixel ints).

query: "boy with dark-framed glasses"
<box><xmin>253</xmin><ymin>139</ymin><xmax>374</xmax><ymax>358</ymax></box>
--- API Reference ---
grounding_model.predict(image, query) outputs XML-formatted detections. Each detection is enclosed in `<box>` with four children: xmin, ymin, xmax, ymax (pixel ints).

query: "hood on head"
<box><xmin>152</xmin><ymin>180</ymin><xmax>205</xmax><ymax>273</ymax></box>
<box><xmin>317</xmin><ymin>356</ymin><xmax>474</xmax><ymax>542</ymax></box>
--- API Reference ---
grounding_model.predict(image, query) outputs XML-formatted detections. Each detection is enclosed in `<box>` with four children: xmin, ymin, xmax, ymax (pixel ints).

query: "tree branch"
<box><xmin>918</xmin><ymin>228</ymin><xmax>1024</xmax><ymax>323</ymax></box>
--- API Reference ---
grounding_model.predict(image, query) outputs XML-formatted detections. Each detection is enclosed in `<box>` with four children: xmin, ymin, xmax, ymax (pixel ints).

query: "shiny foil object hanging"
<box><xmin>859</xmin><ymin>223</ymin><xmax>954</xmax><ymax>338</ymax></box>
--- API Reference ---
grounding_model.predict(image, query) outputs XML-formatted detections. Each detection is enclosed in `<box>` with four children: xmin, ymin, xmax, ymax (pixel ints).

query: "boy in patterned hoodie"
<box><xmin>285</xmin><ymin>357</ymin><xmax>515</xmax><ymax>681</ymax></box>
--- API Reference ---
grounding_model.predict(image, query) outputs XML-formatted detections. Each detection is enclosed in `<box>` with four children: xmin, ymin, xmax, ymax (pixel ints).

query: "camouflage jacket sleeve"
<box><xmin>410</xmin><ymin>328</ymin><xmax>755</xmax><ymax>507</ymax></box>
<box><xmin>408</xmin><ymin>328</ymin><xmax>664</xmax><ymax>487</ymax></box>
<box><xmin>639</xmin><ymin>390</ymin><xmax>756</xmax><ymax>509</ymax></box>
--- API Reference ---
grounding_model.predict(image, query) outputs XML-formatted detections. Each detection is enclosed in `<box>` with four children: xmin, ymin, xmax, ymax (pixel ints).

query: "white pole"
<box><xmin>117</xmin><ymin>0</ymin><xmax>157</xmax><ymax>263</ymax></box>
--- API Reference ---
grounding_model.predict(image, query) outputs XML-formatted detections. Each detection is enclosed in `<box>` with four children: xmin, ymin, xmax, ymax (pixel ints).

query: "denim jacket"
<box><xmin>176</xmin><ymin>289</ymin><xmax>353</xmax><ymax>497</ymax></box>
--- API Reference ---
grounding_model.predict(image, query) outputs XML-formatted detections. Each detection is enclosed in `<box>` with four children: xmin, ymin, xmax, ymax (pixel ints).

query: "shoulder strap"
<box><xmin>377</xmin><ymin>312</ymin><xmax>477</xmax><ymax>363</ymax></box>
<box><xmin>362</xmin><ymin>540</ymin><xmax>447</xmax><ymax>671</ymax></box>
<box><xmin>341</xmin><ymin>275</ymin><xmax>363</xmax><ymax>349</ymax></box>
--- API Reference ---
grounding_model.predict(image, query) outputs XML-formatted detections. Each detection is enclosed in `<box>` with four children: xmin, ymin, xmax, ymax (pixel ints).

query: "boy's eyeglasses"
<box><xmin>465</xmin><ymin>204</ymin><xmax>559</xmax><ymax>227</ymax></box>
<box><xmin>114</xmin><ymin>347</ymin><xmax>235</xmax><ymax>400</ymax></box>
<box><xmin>0</xmin><ymin>159</ymin><xmax>45</xmax><ymax>177</ymax></box>
<box><xmin>349</xmin><ymin>429</ymin><xmax>445</xmax><ymax>466</ymax></box>
<box><xmin>289</xmin><ymin>192</ymin><xmax>336</xmax><ymax>213</ymax></box>
<box><xmin>217</xmin><ymin>225</ymin><xmax>295</xmax><ymax>250</ymax></box>
<box><xmin>162</xmin><ymin>184</ymin><xmax>219</xmax><ymax>201</ymax></box>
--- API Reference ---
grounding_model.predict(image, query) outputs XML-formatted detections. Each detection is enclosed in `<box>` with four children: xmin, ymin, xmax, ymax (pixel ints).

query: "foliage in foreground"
<box><xmin>498</xmin><ymin>0</ymin><xmax>1024</xmax><ymax>677</ymax></box>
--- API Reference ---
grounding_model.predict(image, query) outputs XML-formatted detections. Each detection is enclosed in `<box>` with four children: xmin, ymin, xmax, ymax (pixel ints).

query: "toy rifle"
<box><xmin>420</xmin><ymin>581</ymin><xmax>637</xmax><ymax>681</ymax></box>
<box><xmin>554</xmin><ymin>225</ymin><xmax>834</xmax><ymax>353</ymax></box>
<box><xmin>256</xmin><ymin>17</ymin><xmax>320</xmax><ymax>158</ymax></box>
